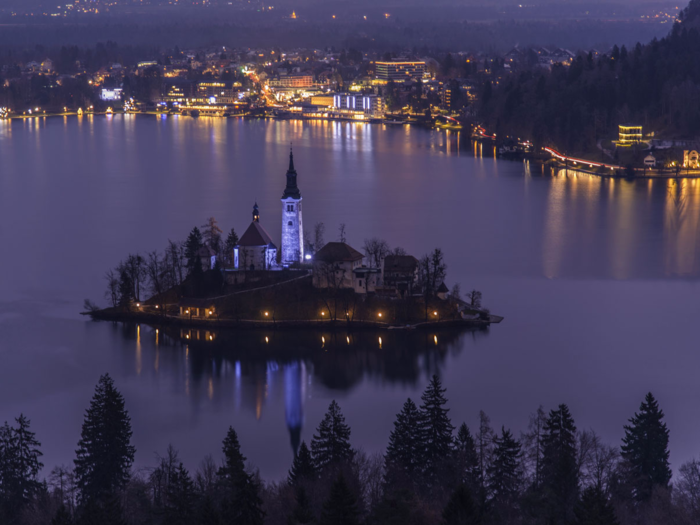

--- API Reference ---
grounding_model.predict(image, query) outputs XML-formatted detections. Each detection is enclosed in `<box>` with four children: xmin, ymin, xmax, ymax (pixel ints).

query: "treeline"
<box><xmin>99</xmin><ymin>218</ymin><xmax>237</xmax><ymax>309</ymax></box>
<box><xmin>479</xmin><ymin>0</ymin><xmax>700</xmax><ymax>155</ymax></box>
<box><xmin>3</xmin><ymin>374</ymin><xmax>700</xmax><ymax>525</ymax></box>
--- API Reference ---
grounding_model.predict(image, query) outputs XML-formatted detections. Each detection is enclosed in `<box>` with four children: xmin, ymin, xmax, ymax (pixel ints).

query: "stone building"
<box><xmin>281</xmin><ymin>150</ymin><xmax>304</xmax><ymax>265</ymax></box>
<box><xmin>234</xmin><ymin>203</ymin><xmax>278</xmax><ymax>271</ymax></box>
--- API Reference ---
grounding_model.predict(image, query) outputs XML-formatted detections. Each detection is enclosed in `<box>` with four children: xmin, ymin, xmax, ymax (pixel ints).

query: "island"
<box><xmin>85</xmin><ymin>153</ymin><xmax>502</xmax><ymax>332</ymax></box>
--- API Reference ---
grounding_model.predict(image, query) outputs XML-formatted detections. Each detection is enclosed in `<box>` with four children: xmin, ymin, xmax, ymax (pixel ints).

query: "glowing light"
<box><xmin>379</xmin><ymin>337</ymin><xmax>383</xmax><ymax>346</ymax></box>
<box><xmin>346</xmin><ymin>336</ymin><xmax>350</xmax><ymax>344</ymax></box>
<box><xmin>378</xmin><ymin>312</ymin><xmax>383</xmax><ymax>318</ymax></box>
<box><xmin>322</xmin><ymin>336</ymin><xmax>326</xmax><ymax>344</ymax></box>
<box><xmin>305</xmin><ymin>254</ymin><xmax>312</xmax><ymax>260</ymax></box>
<box><xmin>265</xmin><ymin>336</ymin><xmax>269</xmax><ymax>343</ymax></box>
<box><xmin>434</xmin><ymin>335</ymin><xmax>438</xmax><ymax>344</ymax></box>
<box><xmin>264</xmin><ymin>311</ymin><xmax>269</xmax><ymax>317</ymax></box>
<box><xmin>433</xmin><ymin>311</ymin><xmax>438</xmax><ymax>316</ymax></box>
<box><xmin>136</xmin><ymin>303</ymin><xmax>140</xmax><ymax>307</ymax></box>
<box><xmin>321</xmin><ymin>311</ymin><xmax>325</xmax><ymax>316</ymax></box>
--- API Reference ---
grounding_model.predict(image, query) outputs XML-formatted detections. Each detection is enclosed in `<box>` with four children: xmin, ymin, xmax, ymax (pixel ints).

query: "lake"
<box><xmin>1</xmin><ymin>115</ymin><xmax>699</xmax><ymax>481</ymax></box>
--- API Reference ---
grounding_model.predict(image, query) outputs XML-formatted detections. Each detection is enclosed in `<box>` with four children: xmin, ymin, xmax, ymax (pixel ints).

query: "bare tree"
<box><xmin>577</xmin><ymin>430</ymin><xmax>619</xmax><ymax>494</ymax></box>
<box><xmin>467</xmin><ymin>290</ymin><xmax>483</xmax><ymax>308</ymax></box>
<box><xmin>165</xmin><ymin>240</ymin><xmax>185</xmax><ymax>286</ymax></box>
<box><xmin>476</xmin><ymin>410</ymin><xmax>495</xmax><ymax>494</ymax></box>
<box><xmin>363</xmin><ymin>237</ymin><xmax>390</xmax><ymax>269</ymax></box>
<box><xmin>104</xmin><ymin>269</ymin><xmax>119</xmax><ymax>308</ymax></box>
<box><xmin>201</xmin><ymin>217</ymin><xmax>223</xmax><ymax>254</ymax></box>
<box><xmin>521</xmin><ymin>406</ymin><xmax>547</xmax><ymax>489</ymax></box>
<box><xmin>124</xmin><ymin>254</ymin><xmax>147</xmax><ymax>301</ymax></box>
<box><xmin>451</xmin><ymin>283</ymin><xmax>462</xmax><ymax>302</ymax></box>
<box><xmin>145</xmin><ymin>251</ymin><xmax>169</xmax><ymax>309</ymax></box>
<box><xmin>677</xmin><ymin>459</ymin><xmax>700</xmax><ymax>522</ymax></box>
<box><xmin>314</xmin><ymin>222</ymin><xmax>326</xmax><ymax>252</ymax></box>
<box><xmin>338</xmin><ymin>223</ymin><xmax>347</xmax><ymax>244</ymax></box>
<box><xmin>392</xmin><ymin>246</ymin><xmax>407</xmax><ymax>256</ymax></box>
<box><xmin>195</xmin><ymin>455</ymin><xmax>218</xmax><ymax>496</ymax></box>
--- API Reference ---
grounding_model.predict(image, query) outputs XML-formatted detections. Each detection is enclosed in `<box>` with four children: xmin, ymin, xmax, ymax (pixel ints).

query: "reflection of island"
<box><xmin>112</xmin><ymin>322</ymin><xmax>488</xmax><ymax>454</ymax></box>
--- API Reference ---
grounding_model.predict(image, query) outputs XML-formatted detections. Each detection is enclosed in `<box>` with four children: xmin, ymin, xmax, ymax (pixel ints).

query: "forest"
<box><xmin>479</xmin><ymin>0</ymin><xmax>700</xmax><ymax>156</ymax></box>
<box><xmin>1</xmin><ymin>373</ymin><xmax>699</xmax><ymax>525</ymax></box>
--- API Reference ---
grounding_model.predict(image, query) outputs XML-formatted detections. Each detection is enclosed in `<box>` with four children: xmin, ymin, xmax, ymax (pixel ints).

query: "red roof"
<box><xmin>237</xmin><ymin>221</ymin><xmax>277</xmax><ymax>248</ymax></box>
<box><xmin>314</xmin><ymin>242</ymin><xmax>364</xmax><ymax>263</ymax></box>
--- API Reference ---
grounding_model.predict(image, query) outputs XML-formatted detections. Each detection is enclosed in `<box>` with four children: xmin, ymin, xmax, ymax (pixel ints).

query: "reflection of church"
<box><xmin>233</xmin><ymin>150</ymin><xmax>305</xmax><ymax>270</ymax></box>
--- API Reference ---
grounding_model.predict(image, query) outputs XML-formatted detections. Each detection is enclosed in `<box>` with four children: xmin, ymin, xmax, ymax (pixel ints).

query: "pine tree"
<box><xmin>319</xmin><ymin>475</ymin><xmax>360</xmax><ymax>525</ymax></box>
<box><xmin>51</xmin><ymin>504</ymin><xmax>74</xmax><ymax>525</ymax></box>
<box><xmin>197</xmin><ymin>494</ymin><xmax>221</xmax><ymax>525</ymax></box>
<box><xmin>442</xmin><ymin>484</ymin><xmax>479</xmax><ymax>525</ymax></box>
<box><xmin>288</xmin><ymin>441</ymin><xmax>316</xmax><ymax>486</ymax></box>
<box><xmin>540</xmin><ymin>404</ymin><xmax>579</xmax><ymax>524</ymax></box>
<box><xmin>487</xmin><ymin>428</ymin><xmax>522</xmax><ymax>513</ymax></box>
<box><xmin>74</xmin><ymin>374</ymin><xmax>135</xmax><ymax>505</ymax></box>
<box><xmin>217</xmin><ymin>427</ymin><xmax>264</xmax><ymax>525</ymax></box>
<box><xmin>573</xmin><ymin>486</ymin><xmax>619</xmax><ymax>525</ymax></box>
<box><xmin>385</xmin><ymin>399</ymin><xmax>424</xmax><ymax>483</ymax></box>
<box><xmin>475</xmin><ymin>411</ymin><xmax>494</xmax><ymax>502</ymax></box>
<box><xmin>620</xmin><ymin>392</ymin><xmax>671</xmax><ymax>501</ymax></box>
<box><xmin>311</xmin><ymin>401</ymin><xmax>353</xmax><ymax>472</ymax></box>
<box><xmin>419</xmin><ymin>375</ymin><xmax>455</xmax><ymax>476</ymax></box>
<box><xmin>288</xmin><ymin>486</ymin><xmax>315</xmax><ymax>525</ymax></box>
<box><xmin>224</xmin><ymin>228</ymin><xmax>239</xmax><ymax>265</ymax></box>
<box><xmin>184</xmin><ymin>227</ymin><xmax>204</xmax><ymax>277</ymax></box>
<box><xmin>454</xmin><ymin>423</ymin><xmax>480</xmax><ymax>492</ymax></box>
<box><xmin>164</xmin><ymin>463</ymin><xmax>197</xmax><ymax>525</ymax></box>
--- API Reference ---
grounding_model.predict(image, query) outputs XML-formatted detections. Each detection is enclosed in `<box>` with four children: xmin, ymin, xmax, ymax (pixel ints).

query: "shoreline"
<box><xmin>84</xmin><ymin>309</ymin><xmax>503</xmax><ymax>331</ymax></box>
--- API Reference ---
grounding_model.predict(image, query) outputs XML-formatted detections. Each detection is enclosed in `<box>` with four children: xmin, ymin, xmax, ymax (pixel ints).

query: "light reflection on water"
<box><xmin>1</xmin><ymin>116</ymin><xmax>700</xmax><ymax>481</ymax></box>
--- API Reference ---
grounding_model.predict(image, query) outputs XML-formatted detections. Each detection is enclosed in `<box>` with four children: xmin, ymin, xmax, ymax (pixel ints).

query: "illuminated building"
<box><xmin>281</xmin><ymin>151</ymin><xmax>304</xmax><ymax>265</ymax></box>
<box><xmin>269</xmin><ymin>74</ymin><xmax>313</xmax><ymax>88</ymax></box>
<box><xmin>375</xmin><ymin>61</ymin><xmax>426</xmax><ymax>82</ymax></box>
<box><xmin>310</xmin><ymin>95</ymin><xmax>335</xmax><ymax>107</ymax></box>
<box><xmin>100</xmin><ymin>88</ymin><xmax>123</xmax><ymax>102</ymax></box>
<box><xmin>234</xmin><ymin>204</ymin><xmax>278</xmax><ymax>271</ymax></box>
<box><xmin>618</xmin><ymin>124</ymin><xmax>643</xmax><ymax>146</ymax></box>
<box><xmin>333</xmin><ymin>93</ymin><xmax>384</xmax><ymax>118</ymax></box>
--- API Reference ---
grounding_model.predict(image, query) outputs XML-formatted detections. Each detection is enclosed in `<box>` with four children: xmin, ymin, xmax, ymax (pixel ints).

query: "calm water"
<box><xmin>1</xmin><ymin>115</ymin><xmax>699</xmax><ymax>481</ymax></box>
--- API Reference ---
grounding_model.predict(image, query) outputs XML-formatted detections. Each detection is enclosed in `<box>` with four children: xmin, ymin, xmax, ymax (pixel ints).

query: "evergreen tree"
<box><xmin>217</xmin><ymin>427</ymin><xmax>264</xmax><ymax>525</ymax></box>
<box><xmin>442</xmin><ymin>483</ymin><xmax>479</xmax><ymax>525</ymax></box>
<box><xmin>419</xmin><ymin>375</ymin><xmax>455</xmax><ymax>477</ymax></box>
<box><xmin>540</xmin><ymin>404</ymin><xmax>579</xmax><ymax>524</ymax></box>
<box><xmin>197</xmin><ymin>494</ymin><xmax>221</xmax><ymax>525</ymax></box>
<box><xmin>117</xmin><ymin>268</ymin><xmax>133</xmax><ymax>307</ymax></box>
<box><xmin>573</xmin><ymin>486</ymin><xmax>619</xmax><ymax>525</ymax></box>
<box><xmin>371</xmin><ymin>489</ymin><xmax>426</xmax><ymax>525</ymax></box>
<box><xmin>288</xmin><ymin>441</ymin><xmax>316</xmax><ymax>486</ymax></box>
<box><xmin>475</xmin><ymin>411</ymin><xmax>494</xmax><ymax>502</ymax></box>
<box><xmin>224</xmin><ymin>228</ymin><xmax>239</xmax><ymax>265</ymax></box>
<box><xmin>164</xmin><ymin>463</ymin><xmax>197</xmax><ymax>525</ymax></box>
<box><xmin>74</xmin><ymin>374</ymin><xmax>135</xmax><ymax>505</ymax></box>
<box><xmin>184</xmin><ymin>227</ymin><xmax>205</xmax><ymax>277</ymax></box>
<box><xmin>311</xmin><ymin>401</ymin><xmax>353</xmax><ymax>472</ymax></box>
<box><xmin>620</xmin><ymin>392</ymin><xmax>671</xmax><ymax>501</ymax></box>
<box><xmin>487</xmin><ymin>428</ymin><xmax>522</xmax><ymax>514</ymax></box>
<box><xmin>0</xmin><ymin>415</ymin><xmax>44</xmax><ymax>522</ymax></box>
<box><xmin>288</xmin><ymin>486</ymin><xmax>315</xmax><ymax>525</ymax></box>
<box><xmin>77</xmin><ymin>493</ymin><xmax>127</xmax><ymax>525</ymax></box>
<box><xmin>454</xmin><ymin>423</ymin><xmax>480</xmax><ymax>491</ymax></box>
<box><xmin>385</xmin><ymin>399</ymin><xmax>424</xmax><ymax>484</ymax></box>
<box><xmin>51</xmin><ymin>504</ymin><xmax>74</xmax><ymax>525</ymax></box>
<box><xmin>319</xmin><ymin>475</ymin><xmax>360</xmax><ymax>525</ymax></box>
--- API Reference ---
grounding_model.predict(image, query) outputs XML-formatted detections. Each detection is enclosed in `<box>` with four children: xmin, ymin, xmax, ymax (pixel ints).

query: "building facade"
<box><xmin>375</xmin><ymin>61</ymin><xmax>426</xmax><ymax>82</ymax></box>
<box><xmin>281</xmin><ymin>152</ymin><xmax>304</xmax><ymax>265</ymax></box>
<box><xmin>234</xmin><ymin>204</ymin><xmax>278</xmax><ymax>271</ymax></box>
<box><xmin>333</xmin><ymin>94</ymin><xmax>384</xmax><ymax>118</ymax></box>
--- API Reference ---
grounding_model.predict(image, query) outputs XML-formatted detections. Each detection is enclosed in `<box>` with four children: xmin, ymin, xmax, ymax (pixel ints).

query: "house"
<box><xmin>437</xmin><ymin>282</ymin><xmax>449</xmax><ymax>300</ymax></box>
<box><xmin>382</xmin><ymin>255</ymin><xmax>418</xmax><ymax>296</ymax></box>
<box><xmin>312</xmin><ymin>242</ymin><xmax>365</xmax><ymax>290</ymax></box>
<box><xmin>234</xmin><ymin>203</ymin><xmax>278</xmax><ymax>271</ymax></box>
<box><xmin>178</xmin><ymin>299</ymin><xmax>217</xmax><ymax>318</ymax></box>
<box><xmin>198</xmin><ymin>245</ymin><xmax>217</xmax><ymax>270</ymax></box>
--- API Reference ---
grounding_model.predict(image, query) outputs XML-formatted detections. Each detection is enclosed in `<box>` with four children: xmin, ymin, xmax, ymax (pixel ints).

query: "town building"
<box><xmin>234</xmin><ymin>204</ymin><xmax>278</xmax><ymax>271</ymax></box>
<box><xmin>178</xmin><ymin>299</ymin><xmax>217</xmax><ymax>319</ymax></box>
<box><xmin>618</xmin><ymin>124</ymin><xmax>643</xmax><ymax>146</ymax></box>
<box><xmin>281</xmin><ymin>151</ymin><xmax>304</xmax><ymax>265</ymax></box>
<box><xmin>312</xmin><ymin>242</ymin><xmax>366</xmax><ymax>290</ymax></box>
<box><xmin>382</xmin><ymin>255</ymin><xmax>419</xmax><ymax>296</ymax></box>
<box><xmin>332</xmin><ymin>94</ymin><xmax>384</xmax><ymax>118</ymax></box>
<box><xmin>375</xmin><ymin>61</ymin><xmax>426</xmax><ymax>82</ymax></box>
<box><xmin>269</xmin><ymin>73</ymin><xmax>314</xmax><ymax>89</ymax></box>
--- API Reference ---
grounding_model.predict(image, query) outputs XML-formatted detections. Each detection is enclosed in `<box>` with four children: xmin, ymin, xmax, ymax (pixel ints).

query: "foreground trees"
<box><xmin>1</xmin><ymin>376</ymin><xmax>696</xmax><ymax>525</ymax></box>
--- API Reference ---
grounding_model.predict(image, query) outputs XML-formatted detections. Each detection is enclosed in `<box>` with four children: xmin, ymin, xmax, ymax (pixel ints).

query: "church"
<box><xmin>233</xmin><ymin>150</ymin><xmax>304</xmax><ymax>270</ymax></box>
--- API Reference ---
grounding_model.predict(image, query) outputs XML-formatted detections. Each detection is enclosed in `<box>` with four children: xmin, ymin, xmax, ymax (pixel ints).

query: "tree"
<box><xmin>202</xmin><ymin>217</ymin><xmax>223</xmax><ymax>255</ymax></box>
<box><xmin>145</xmin><ymin>251</ymin><xmax>169</xmax><ymax>308</ymax></box>
<box><xmin>165</xmin><ymin>240</ymin><xmax>185</xmax><ymax>286</ymax></box>
<box><xmin>454</xmin><ymin>423</ymin><xmax>479</xmax><ymax>492</ymax></box>
<box><xmin>288</xmin><ymin>441</ymin><xmax>316</xmax><ymax>486</ymax></box>
<box><xmin>218</xmin><ymin>427</ymin><xmax>264</xmax><ymax>525</ymax></box>
<box><xmin>224</xmin><ymin>228</ymin><xmax>239</xmax><ymax>265</ymax></box>
<box><xmin>442</xmin><ymin>484</ymin><xmax>479</xmax><ymax>525</ymax></box>
<box><xmin>540</xmin><ymin>404</ymin><xmax>579</xmax><ymax>525</ymax></box>
<box><xmin>521</xmin><ymin>406</ymin><xmax>546</xmax><ymax>489</ymax></box>
<box><xmin>104</xmin><ymin>269</ymin><xmax>119</xmax><ymax>308</ymax></box>
<box><xmin>117</xmin><ymin>267</ymin><xmax>133</xmax><ymax>307</ymax></box>
<box><xmin>620</xmin><ymin>392</ymin><xmax>671</xmax><ymax>501</ymax></box>
<box><xmin>288</xmin><ymin>486</ymin><xmax>315</xmax><ymax>525</ymax></box>
<box><xmin>677</xmin><ymin>459</ymin><xmax>700</xmax><ymax>522</ymax></box>
<box><xmin>74</xmin><ymin>374</ymin><xmax>135</xmax><ymax>504</ymax></box>
<box><xmin>487</xmin><ymin>428</ymin><xmax>522</xmax><ymax>514</ymax></box>
<box><xmin>311</xmin><ymin>401</ymin><xmax>353</xmax><ymax>472</ymax></box>
<box><xmin>466</xmin><ymin>290</ymin><xmax>482</xmax><ymax>309</ymax></box>
<box><xmin>0</xmin><ymin>415</ymin><xmax>43</xmax><ymax>521</ymax></box>
<box><xmin>164</xmin><ymin>463</ymin><xmax>197</xmax><ymax>525</ymax></box>
<box><xmin>475</xmin><ymin>411</ymin><xmax>494</xmax><ymax>501</ymax></box>
<box><xmin>338</xmin><ymin>223</ymin><xmax>347</xmax><ymax>244</ymax></box>
<box><xmin>363</xmin><ymin>238</ymin><xmax>390</xmax><ymax>269</ymax></box>
<box><xmin>385</xmin><ymin>399</ymin><xmax>424</xmax><ymax>486</ymax></box>
<box><xmin>573</xmin><ymin>486</ymin><xmax>619</xmax><ymax>525</ymax></box>
<box><xmin>51</xmin><ymin>504</ymin><xmax>74</xmax><ymax>525</ymax></box>
<box><xmin>184</xmin><ymin>227</ymin><xmax>205</xmax><ymax>277</ymax></box>
<box><xmin>319</xmin><ymin>475</ymin><xmax>360</xmax><ymax>525</ymax></box>
<box><xmin>124</xmin><ymin>254</ymin><xmax>146</xmax><ymax>302</ymax></box>
<box><xmin>419</xmin><ymin>375</ymin><xmax>455</xmax><ymax>479</ymax></box>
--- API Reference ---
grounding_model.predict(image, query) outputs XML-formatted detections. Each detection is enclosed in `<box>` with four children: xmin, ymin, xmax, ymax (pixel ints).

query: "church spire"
<box><xmin>282</xmin><ymin>148</ymin><xmax>301</xmax><ymax>200</ymax></box>
<box><xmin>252</xmin><ymin>202</ymin><xmax>260</xmax><ymax>222</ymax></box>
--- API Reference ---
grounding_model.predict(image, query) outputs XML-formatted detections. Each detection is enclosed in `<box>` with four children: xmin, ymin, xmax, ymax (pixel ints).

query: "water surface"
<box><xmin>1</xmin><ymin>115</ymin><xmax>699</xmax><ymax>480</ymax></box>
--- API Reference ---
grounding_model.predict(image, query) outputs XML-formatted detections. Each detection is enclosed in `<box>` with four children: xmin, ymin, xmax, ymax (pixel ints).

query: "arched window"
<box><xmin>288</xmin><ymin>221</ymin><xmax>293</xmax><ymax>226</ymax></box>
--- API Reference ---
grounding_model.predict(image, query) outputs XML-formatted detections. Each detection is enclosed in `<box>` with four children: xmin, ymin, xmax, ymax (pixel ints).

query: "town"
<box><xmin>87</xmin><ymin>153</ymin><xmax>498</xmax><ymax>330</ymax></box>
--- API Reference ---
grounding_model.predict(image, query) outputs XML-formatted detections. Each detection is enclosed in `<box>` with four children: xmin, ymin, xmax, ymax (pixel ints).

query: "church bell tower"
<box><xmin>281</xmin><ymin>149</ymin><xmax>304</xmax><ymax>265</ymax></box>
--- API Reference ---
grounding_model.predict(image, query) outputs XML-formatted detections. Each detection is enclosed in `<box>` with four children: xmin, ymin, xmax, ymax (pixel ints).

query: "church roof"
<box><xmin>282</xmin><ymin>150</ymin><xmax>301</xmax><ymax>200</ymax></box>
<box><xmin>314</xmin><ymin>242</ymin><xmax>364</xmax><ymax>263</ymax></box>
<box><xmin>237</xmin><ymin>221</ymin><xmax>277</xmax><ymax>249</ymax></box>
